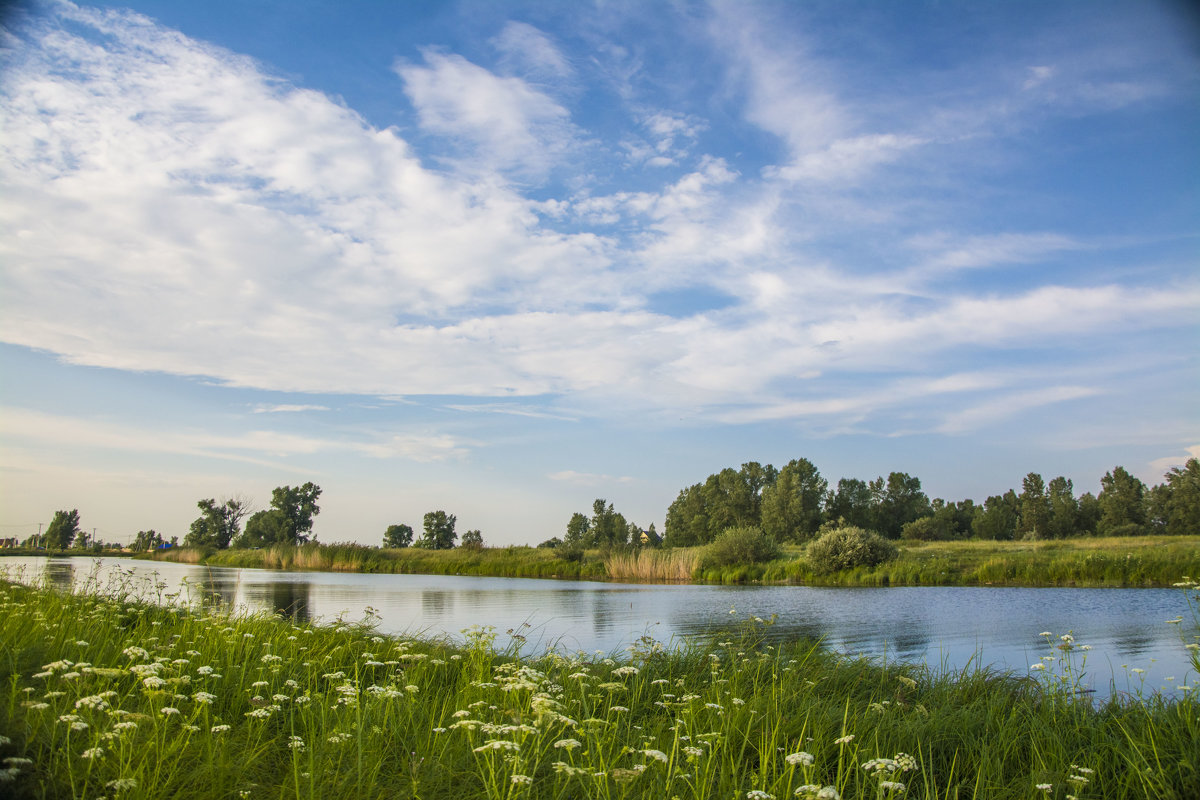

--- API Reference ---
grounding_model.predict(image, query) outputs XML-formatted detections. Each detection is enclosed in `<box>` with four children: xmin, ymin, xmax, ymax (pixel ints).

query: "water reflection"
<box><xmin>242</xmin><ymin>581</ymin><xmax>312</xmax><ymax>623</ymax></box>
<box><xmin>44</xmin><ymin>561</ymin><xmax>75</xmax><ymax>591</ymax></box>
<box><xmin>5</xmin><ymin>556</ymin><xmax>1195</xmax><ymax>700</ymax></box>
<box><xmin>421</xmin><ymin>590</ymin><xmax>452</xmax><ymax>618</ymax></box>
<box><xmin>189</xmin><ymin>572</ymin><xmax>239</xmax><ymax>608</ymax></box>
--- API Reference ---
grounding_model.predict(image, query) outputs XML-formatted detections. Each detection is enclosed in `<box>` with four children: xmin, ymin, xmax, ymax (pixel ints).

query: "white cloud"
<box><xmin>253</xmin><ymin>404</ymin><xmax>330</xmax><ymax>414</ymax></box>
<box><xmin>396</xmin><ymin>49</ymin><xmax>577</xmax><ymax>179</ymax></box>
<box><xmin>492</xmin><ymin>21</ymin><xmax>574</xmax><ymax>82</ymax></box>
<box><xmin>936</xmin><ymin>386</ymin><xmax>1101</xmax><ymax>434</ymax></box>
<box><xmin>0</xmin><ymin>406</ymin><xmax>469</xmax><ymax>465</ymax></box>
<box><xmin>0</xmin><ymin>1</ymin><xmax>1195</xmax><ymax>446</ymax></box>
<box><xmin>547</xmin><ymin>470</ymin><xmax>634</xmax><ymax>486</ymax></box>
<box><xmin>1148</xmin><ymin>445</ymin><xmax>1200</xmax><ymax>476</ymax></box>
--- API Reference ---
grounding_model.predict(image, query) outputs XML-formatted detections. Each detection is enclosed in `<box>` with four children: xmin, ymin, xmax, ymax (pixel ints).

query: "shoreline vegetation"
<box><xmin>1</xmin><ymin>576</ymin><xmax>1198</xmax><ymax>799</ymax></box>
<box><xmin>157</xmin><ymin>534</ymin><xmax>1200</xmax><ymax>587</ymax></box>
<box><xmin>4</xmin><ymin>535</ymin><xmax>1194</xmax><ymax>588</ymax></box>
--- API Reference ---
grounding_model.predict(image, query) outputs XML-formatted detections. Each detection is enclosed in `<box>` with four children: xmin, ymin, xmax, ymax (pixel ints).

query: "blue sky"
<box><xmin>1</xmin><ymin>0</ymin><xmax>1197</xmax><ymax>547</ymax></box>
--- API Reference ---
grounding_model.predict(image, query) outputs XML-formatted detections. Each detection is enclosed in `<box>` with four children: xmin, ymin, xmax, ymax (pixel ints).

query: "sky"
<box><xmin>1</xmin><ymin>0</ymin><xmax>1197</xmax><ymax>547</ymax></box>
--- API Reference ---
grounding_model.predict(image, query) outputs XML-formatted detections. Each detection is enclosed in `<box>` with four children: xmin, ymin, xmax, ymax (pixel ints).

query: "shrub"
<box><xmin>901</xmin><ymin>516</ymin><xmax>950</xmax><ymax>541</ymax></box>
<box><xmin>805</xmin><ymin>525</ymin><xmax>898</xmax><ymax>574</ymax></box>
<box><xmin>700</xmin><ymin>525</ymin><xmax>782</xmax><ymax>570</ymax></box>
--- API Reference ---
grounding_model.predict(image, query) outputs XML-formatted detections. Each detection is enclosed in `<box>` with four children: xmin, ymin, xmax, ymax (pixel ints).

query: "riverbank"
<box><xmin>1</xmin><ymin>577</ymin><xmax>1197</xmax><ymax>799</ymax></box>
<box><xmin>130</xmin><ymin>535</ymin><xmax>1200</xmax><ymax>588</ymax></box>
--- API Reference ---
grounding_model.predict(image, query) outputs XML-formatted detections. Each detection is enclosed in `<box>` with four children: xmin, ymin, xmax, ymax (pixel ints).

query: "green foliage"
<box><xmin>900</xmin><ymin>515</ymin><xmax>950</xmax><ymax>541</ymax></box>
<box><xmin>663</xmin><ymin>462</ymin><xmax>778</xmax><ymax>546</ymax></box>
<box><xmin>382</xmin><ymin>523</ymin><xmax>414</xmax><ymax>548</ymax></box>
<box><xmin>459</xmin><ymin>529</ymin><xmax>483</xmax><ymax>550</ymax></box>
<box><xmin>131</xmin><ymin>529</ymin><xmax>163</xmax><ymax>552</ymax></box>
<box><xmin>760</xmin><ymin>458</ymin><xmax>827</xmax><ymax>543</ymax></box>
<box><xmin>184</xmin><ymin>498</ymin><xmax>246</xmax><ymax>549</ymax></box>
<box><xmin>1098</xmin><ymin>466</ymin><xmax>1147</xmax><ymax>536</ymax></box>
<box><xmin>1157</xmin><ymin>458</ymin><xmax>1200</xmax><ymax>536</ymax></box>
<box><xmin>806</xmin><ymin>525</ymin><xmax>899</xmax><ymax>574</ymax></box>
<box><xmin>699</xmin><ymin>525</ymin><xmax>782</xmax><ymax>570</ymax></box>
<box><xmin>237</xmin><ymin>483</ymin><xmax>322</xmax><ymax>547</ymax></box>
<box><xmin>563</xmin><ymin>512</ymin><xmax>590</xmax><ymax>547</ymax></box>
<box><xmin>42</xmin><ymin>509</ymin><xmax>80</xmax><ymax>550</ymax></box>
<box><xmin>421</xmin><ymin>510</ymin><xmax>457</xmax><ymax>550</ymax></box>
<box><xmin>868</xmin><ymin>472</ymin><xmax>930</xmax><ymax>539</ymax></box>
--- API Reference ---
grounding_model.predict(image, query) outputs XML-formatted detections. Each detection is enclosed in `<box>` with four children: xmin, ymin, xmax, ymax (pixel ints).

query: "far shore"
<box><xmin>7</xmin><ymin>534</ymin><xmax>1196</xmax><ymax>588</ymax></box>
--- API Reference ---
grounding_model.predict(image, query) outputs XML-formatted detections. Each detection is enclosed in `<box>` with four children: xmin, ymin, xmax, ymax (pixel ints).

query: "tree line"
<box><xmin>659</xmin><ymin>458</ymin><xmax>1200</xmax><ymax>546</ymax></box>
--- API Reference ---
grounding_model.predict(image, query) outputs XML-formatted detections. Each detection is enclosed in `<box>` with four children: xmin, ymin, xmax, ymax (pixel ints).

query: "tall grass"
<box><xmin>604</xmin><ymin>548</ymin><xmax>701</xmax><ymax>581</ymax></box>
<box><xmin>1</xmin><ymin>573</ymin><xmax>1198</xmax><ymax>799</ymax></box>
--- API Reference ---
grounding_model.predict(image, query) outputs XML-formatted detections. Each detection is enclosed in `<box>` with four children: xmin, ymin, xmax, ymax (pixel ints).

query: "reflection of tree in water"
<box><xmin>270</xmin><ymin>582</ymin><xmax>311</xmax><ymax>623</ymax></box>
<box><xmin>190</xmin><ymin>572</ymin><xmax>238</xmax><ymax>609</ymax></box>
<box><xmin>44</xmin><ymin>561</ymin><xmax>76</xmax><ymax>592</ymax></box>
<box><xmin>421</xmin><ymin>590</ymin><xmax>452</xmax><ymax>617</ymax></box>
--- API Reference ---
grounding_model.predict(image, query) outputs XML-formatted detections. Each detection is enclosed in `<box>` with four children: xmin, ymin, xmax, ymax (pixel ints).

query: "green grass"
<box><xmin>0</xmin><ymin>575</ymin><xmax>1198</xmax><ymax>798</ymax></box>
<box><xmin>132</xmin><ymin>535</ymin><xmax>1200</xmax><ymax>588</ymax></box>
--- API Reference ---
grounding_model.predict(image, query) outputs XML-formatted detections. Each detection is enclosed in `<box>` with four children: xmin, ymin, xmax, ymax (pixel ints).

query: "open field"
<box><xmin>125</xmin><ymin>535</ymin><xmax>1200</xmax><ymax>588</ymax></box>
<box><xmin>1</xmin><ymin>576</ymin><xmax>1198</xmax><ymax>799</ymax></box>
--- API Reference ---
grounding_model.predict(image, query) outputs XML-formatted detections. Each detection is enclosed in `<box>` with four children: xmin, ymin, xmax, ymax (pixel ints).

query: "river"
<box><xmin>3</xmin><ymin>556</ymin><xmax>1196</xmax><ymax>699</ymax></box>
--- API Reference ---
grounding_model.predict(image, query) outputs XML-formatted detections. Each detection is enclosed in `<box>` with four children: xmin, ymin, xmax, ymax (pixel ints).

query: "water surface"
<box><xmin>5</xmin><ymin>556</ymin><xmax>1195</xmax><ymax>698</ymax></box>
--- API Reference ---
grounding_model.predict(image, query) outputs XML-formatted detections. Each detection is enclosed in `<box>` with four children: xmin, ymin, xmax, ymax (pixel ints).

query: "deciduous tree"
<box><xmin>44</xmin><ymin>509</ymin><xmax>80</xmax><ymax>550</ymax></box>
<box><xmin>420</xmin><ymin>511</ymin><xmax>457</xmax><ymax>550</ymax></box>
<box><xmin>383</xmin><ymin>523</ymin><xmax>414</xmax><ymax>548</ymax></box>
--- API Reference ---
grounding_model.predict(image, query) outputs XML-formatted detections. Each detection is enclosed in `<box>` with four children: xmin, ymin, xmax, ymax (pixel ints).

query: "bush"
<box><xmin>805</xmin><ymin>526</ymin><xmax>898</xmax><ymax>574</ymax></box>
<box><xmin>700</xmin><ymin>526</ymin><xmax>782</xmax><ymax>570</ymax></box>
<box><xmin>901</xmin><ymin>516</ymin><xmax>950</xmax><ymax>541</ymax></box>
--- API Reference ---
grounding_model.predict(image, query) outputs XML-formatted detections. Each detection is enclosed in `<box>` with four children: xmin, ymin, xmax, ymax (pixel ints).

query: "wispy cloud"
<box><xmin>253</xmin><ymin>404</ymin><xmax>330</xmax><ymax>414</ymax></box>
<box><xmin>396</xmin><ymin>48</ymin><xmax>578</xmax><ymax>180</ymax></box>
<box><xmin>0</xmin><ymin>407</ymin><xmax>469</xmax><ymax>465</ymax></box>
<box><xmin>547</xmin><ymin>470</ymin><xmax>634</xmax><ymax>486</ymax></box>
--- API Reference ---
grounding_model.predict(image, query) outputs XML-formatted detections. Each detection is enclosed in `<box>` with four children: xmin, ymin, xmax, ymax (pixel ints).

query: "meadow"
<box><xmin>137</xmin><ymin>535</ymin><xmax>1200</xmax><ymax>588</ymax></box>
<box><xmin>1</xmin><ymin>571</ymin><xmax>1198</xmax><ymax>799</ymax></box>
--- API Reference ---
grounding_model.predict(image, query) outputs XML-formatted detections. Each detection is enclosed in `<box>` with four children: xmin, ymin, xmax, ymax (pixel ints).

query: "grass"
<box><xmin>150</xmin><ymin>543</ymin><xmax>607</xmax><ymax>581</ymax></box>
<box><xmin>117</xmin><ymin>535</ymin><xmax>1200</xmax><ymax>588</ymax></box>
<box><xmin>0</xmin><ymin>571</ymin><xmax>1198</xmax><ymax>799</ymax></box>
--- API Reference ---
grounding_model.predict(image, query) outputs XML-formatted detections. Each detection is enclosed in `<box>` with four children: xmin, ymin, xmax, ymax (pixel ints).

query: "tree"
<box><xmin>420</xmin><ymin>511</ymin><xmax>457</xmax><ymax>550</ymax></box>
<box><xmin>663</xmin><ymin>462</ymin><xmax>778</xmax><ymax>547</ymax></box>
<box><xmin>237</xmin><ymin>483</ymin><xmax>322</xmax><ymax>547</ymax></box>
<box><xmin>383</xmin><ymin>523</ymin><xmax>414</xmax><ymax>548</ymax></box>
<box><xmin>132</xmin><ymin>529</ymin><xmax>164</xmax><ymax>551</ymax></box>
<box><xmin>826</xmin><ymin>478</ymin><xmax>874</xmax><ymax>530</ymax></box>
<box><xmin>1017</xmin><ymin>473</ymin><xmax>1051</xmax><ymax>539</ymax></box>
<box><xmin>460</xmin><ymin>529</ymin><xmax>484</xmax><ymax>549</ymax></box>
<box><xmin>663</xmin><ymin>483</ymin><xmax>710</xmax><ymax>547</ymax></box>
<box><xmin>973</xmin><ymin>491</ymin><xmax>1019</xmax><ymax>540</ymax></box>
<box><xmin>1046</xmin><ymin>477</ymin><xmax>1079</xmax><ymax>539</ymax></box>
<box><xmin>185</xmin><ymin>497</ymin><xmax>247</xmax><ymax>549</ymax></box>
<box><xmin>43</xmin><ymin>509</ymin><xmax>80</xmax><ymax>550</ymax></box>
<box><xmin>1097</xmin><ymin>466</ymin><xmax>1146</xmax><ymax>536</ymax></box>
<box><xmin>590</xmin><ymin>499</ymin><xmax>628</xmax><ymax>548</ymax></box>
<box><xmin>564</xmin><ymin>512</ymin><xmax>592</xmax><ymax>548</ymax></box>
<box><xmin>1158</xmin><ymin>458</ymin><xmax>1200</xmax><ymax>536</ymax></box>
<box><xmin>761</xmin><ymin>458</ymin><xmax>827</xmax><ymax>543</ymax></box>
<box><xmin>869</xmin><ymin>472</ymin><xmax>930</xmax><ymax>539</ymax></box>
<box><xmin>271</xmin><ymin>483</ymin><xmax>322</xmax><ymax>544</ymax></box>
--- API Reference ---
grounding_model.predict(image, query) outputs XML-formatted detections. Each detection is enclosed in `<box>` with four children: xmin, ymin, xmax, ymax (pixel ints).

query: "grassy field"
<box><xmin>1</xmin><ymin>574</ymin><xmax>1197</xmax><ymax>799</ymax></box>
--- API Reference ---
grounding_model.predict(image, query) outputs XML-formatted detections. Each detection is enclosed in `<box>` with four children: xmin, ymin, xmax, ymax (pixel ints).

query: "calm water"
<box><xmin>4</xmin><ymin>556</ymin><xmax>1196</xmax><ymax>698</ymax></box>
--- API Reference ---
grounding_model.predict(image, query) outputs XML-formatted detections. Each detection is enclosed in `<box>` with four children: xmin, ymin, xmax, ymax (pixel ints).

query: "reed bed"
<box><xmin>0</xmin><ymin>572</ymin><xmax>1198</xmax><ymax>799</ymax></box>
<box><xmin>603</xmin><ymin>548</ymin><xmax>701</xmax><ymax>582</ymax></box>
